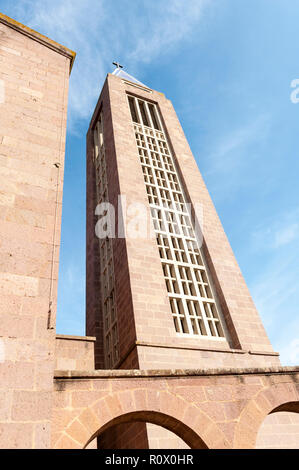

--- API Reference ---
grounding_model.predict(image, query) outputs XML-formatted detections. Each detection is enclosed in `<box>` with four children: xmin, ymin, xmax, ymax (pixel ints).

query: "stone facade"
<box><xmin>0</xmin><ymin>13</ymin><xmax>75</xmax><ymax>449</ymax></box>
<box><xmin>0</xmin><ymin>13</ymin><xmax>298</xmax><ymax>449</ymax></box>
<box><xmin>55</xmin><ymin>335</ymin><xmax>96</xmax><ymax>371</ymax></box>
<box><xmin>52</xmin><ymin>367</ymin><xmax>299</xmax><ymax>449</ymax></box>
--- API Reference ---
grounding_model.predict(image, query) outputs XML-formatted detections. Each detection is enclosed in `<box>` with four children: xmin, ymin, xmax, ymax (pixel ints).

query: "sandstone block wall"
<box><xmin>0</xmin><ymin>14</ymin><xmax>74</xmax><ymax>448</ymax></box>
<box><xmin>51</xmin><ymin>367</ymin><xmax>299</xmax><ymax>449</ymax></box>
<box><xmin>55</xmin><ymin>335</ymin><xmax>96</xmax><ymax>371</ymax></box>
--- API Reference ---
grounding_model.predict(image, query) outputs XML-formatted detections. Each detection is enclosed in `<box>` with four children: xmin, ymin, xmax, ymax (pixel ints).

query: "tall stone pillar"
<box><xmin>0</xmin><ymin>13</ymin><xmax>75</xmax><ymax>448</ymax></box>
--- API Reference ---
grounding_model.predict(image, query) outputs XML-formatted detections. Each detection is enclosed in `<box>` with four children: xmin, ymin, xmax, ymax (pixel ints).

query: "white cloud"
<box><xmin>279</xmin><ymin>338</ymin><xmax>299</xmax><ymax>366</ymax></box>
<box><xmin>248</xmin><ymin>244</ymin><xmax>299</xmax><ymax>365</ymax></box>
<box><xmin>273</xmin><ymin>223</ymin><xmax>299</xmax><ymax>248</ymax></box>
<box><xmin>10</xmin><ymin>0</ymin><xmax>209</xmax><ymax>130</ymax></box>
<box><xmin>250</xmin><ymin>255</ymin><xmax>295</xmax><ymax>317</ymax></box>
<box><xmin>128</xmin><ymin>0</ymin><xmax>209</xmax><ymax>63</ymax></box>
<box><xmin>251</xmin><ymin>209</ymin><xmax>299</xmax><ymax>252</ymax></box>
<box><xmin>246</xmin><ymin>208</ymin><xmax>299</xmax><ymax>365</ymax></box>
<box><xmin>205</xmin><ymin>113</ymin><xmax>271</xmax><ymax>176</ymax></box>
<box><xmin>202</xmin><ymin>113</ymin><xmax>272</xmax><ymax>201</ymax></box>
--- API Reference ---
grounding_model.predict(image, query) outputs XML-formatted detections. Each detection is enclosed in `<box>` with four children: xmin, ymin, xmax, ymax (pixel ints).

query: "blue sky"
<box><xmin>1</xmin><ymin>0</ymin><xmax>298</xmax><ymax>365</ymax></box>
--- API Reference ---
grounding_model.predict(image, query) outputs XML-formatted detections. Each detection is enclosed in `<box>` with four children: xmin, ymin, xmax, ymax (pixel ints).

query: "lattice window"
<box><xmin>150</xmin><ymin>151</ymin><xmax>163</xmax><ymax>169</ymax></box>
<box><xmin>186</xmin><ymin>300</ymin><xmax>207</xmax><ymax>336</ymax></box>
<box><xmin>194</xmin><ymin>269</ymin><xmax>211</xmax><ymax>298</ymax></box>
<box><xmin>158</xmin><ymin>139</ymin><xmax>169</xmax><ymax>155</ymax></box>
<box><xmin>128</xmin><ymin>95</ymin><xmax>227</xmax><ymax>340</ymax></box>
<box><xmin>185</xmin><ymin>239</ymin><xmax>203</xmax><ymax>266</ymax></box>
<box><xmin>162</xmin><ymin>263</ymin><xmax>180</xmax><ymax>294</ymax></box>
<box><xmin>170</xmin><ymin>298</ymin><xmax>188</xmax><ymax>334</ymax></box>
<box><xmin>172</xmin><ymin>191</ymin><xmax>184</xmax><ymax>212</ymax></box>
<box><xmin>179</xmin><ymin>214</ymin><xmax>194</xmax><ymax>238</ymax></box>
<box><xmin>146</xmin><ymin>185</ymin><xmax>159</xmax><ymax>205</ymax></box>
<box><xmin>138</xmin><ymin>147</ymin><xmax>150</xmax><ymax>165</ymax></box>
<box><xmin>178</xmin><ymin>266</ymin><xmax>196</xmax><ymax>296</ymax></box>
<box><xmin>167</xmin><ymin>172</ymin><xmax>180</xmax><ymax>192</ymax></box>
<box><xmin>171</xmin><ymin>236</ymin><xmax>188</xmax><ymax>263</ymax></box>
<box><xmin>146</xmin><ymin>136</ymin><xmax>158</xmax><ymax>152</ymax></box>
<box><xmin>161</xmin><ymin>154</ymin><xmax>174</xmax><ymax>172</ymax></box>
<box><xmin>93</xmin><ymin>113</ymin><xmax>119</xmax><ymax>367</ymax></box>
<box><xmin>142</xmin><ymin>165</ymin><xmax>154</xmax><ymax>185</ymax></box>
<box><xmin>135</xmin><ymin>132</ymin><xmax>146</xmax><ymax>148</ymax></box>
<box><xmin>164</xmin><ymin>210</ymin><xmax>179</xmax><ymax>234</ymax></box>
<box><xmin>154</xmin><ymin>169</ymin><xmax>168</xmax><ymax>188</ymax></box>
<box><xmin>151</xmin><ymin>208</ymin><xmax>165</xmax><ymax>232</ymax></box>
<box><xmin>157</xmin><ymin>233</ymin><xmax>171</xmax><ymax>260</ymax></box>
<box><xmin>203</xmin><ymin>301</ymin><xmax>224</xmax><ymax>337</ymax></box>
<box><xmin>160</xmin><ymin>188</ymin><xmax>172</xmax><ymax>208</ymax></box>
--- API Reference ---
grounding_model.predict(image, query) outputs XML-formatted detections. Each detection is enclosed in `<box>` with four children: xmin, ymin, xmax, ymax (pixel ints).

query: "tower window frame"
<box><xmin>127</xmin><ymin>94</ymin><xmax>229</xmax><ymax>341</ymax></box>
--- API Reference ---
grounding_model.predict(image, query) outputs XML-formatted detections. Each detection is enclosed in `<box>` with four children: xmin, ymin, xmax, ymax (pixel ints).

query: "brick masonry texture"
<box><xmin>256</xmin><ymin>412</ymin><xmax>299</xmax><ymax>449</ymax></box>
<box><xmin>52</xmin><ymin>367</ymin><xmax>299</xmax><ymax>449</ymax></box>
<box><xmin>0</xmin><ymin>15</ymin><xmax>74</xmax><ymax>448</ymax></box>
<box><xmin>55</xmin><ymin>335</ymin><xmax>96</xmax><ymax>371</ymax></box>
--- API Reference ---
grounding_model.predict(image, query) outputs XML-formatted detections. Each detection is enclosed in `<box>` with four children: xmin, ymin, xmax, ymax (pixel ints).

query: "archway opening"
<box><xmin>84</xmin><ymin>410</ymin><xmax>208</xmax><ymax>449</ymax></box>
<box><xmin>256</xmin><ymin>401</ymin><xmax>299</xmax><ymax>449</ymax></box>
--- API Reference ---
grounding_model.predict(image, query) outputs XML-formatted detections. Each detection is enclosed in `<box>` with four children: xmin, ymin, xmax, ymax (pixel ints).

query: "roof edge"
<box><xmin>54</xmin><ymin>365</ymin><xmax>299</xmax><ymax>379</ymax></box>
<box><xmin>108</xmin><ymin>71</ymin><xmax>152</xmax><ymax>92</ymax></box>
<box><xmin>56</xmin><ymin>334</ymin><xmax>96</xmax><ymax>342</ymax></box>
<box><xmin>0</xmin><ymin>12</ymin><xmax>76</xmax><ymax>73</ymax></box>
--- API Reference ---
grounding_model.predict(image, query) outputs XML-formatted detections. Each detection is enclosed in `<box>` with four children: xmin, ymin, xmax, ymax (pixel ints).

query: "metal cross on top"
<box><xmin>112</xmin><ymin>61</ymin><xmax>123</xmax><ymax>69</ymax></box>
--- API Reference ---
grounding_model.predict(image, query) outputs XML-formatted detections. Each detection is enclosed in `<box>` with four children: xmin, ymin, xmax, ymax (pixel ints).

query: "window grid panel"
<box><xmin>194</xmin><ymin>269</ymin><xmax>212</xmax><ymax>299</ymax></box>
<box><xmin>93</xmin><ymin>114</ymin><xmax>120</xmax><ymax>367</ymax></box>
<box><xmin>171</xmin><ymin>236</ymin><xmax>188</xmax><ymax>263</ymax></box>
<box><xmin>157</xmin><ymin>233</ymin><xmax>172</xmax><ymax>260</ymax></box>
<box><xmin>203</xmin><ymin>301</ymin><xmax>225</xmax><ymax>338</ymax></box>
<box><xmin>134</xmin><ymin>107</ymin><xmax>177</xmax><ymax>220</ymax></box>
<box><xmin>170</xmin><ymin>298</ymin><xmax>189</xmax><ymax>334</ymax></box>
<box><xmin>150</xmin><ymin>151</ymin><xmax>163</xmax><ymax>169</ymax></box>
<box><xmin>143</xmin><ymin>99</ymin><xmax>195</xmax><ymax>223</ymax></box>
<box><xmin>164</xmin><ymin>209</ymin><xmax>180</xmax><ymax>235</ymax></box>
<box><xmin>186</xmin><ymin>299</ymin><xmax>207</xmax><ymax>336</ymax></box>
<box><xmin>178</xmin><ymin>266</ymin><xmax>196</xmax><ymax>297</ymax></box>
<box><xmin>135</xmin><ymin>125</ymin><xmax>188</xmax><ymax>218</ymax></box>
<box><xmin>129</xmin><ymin>96</ymin><xmax>226</xmax><ymax>339</ymax></box>
<box><xmin>146</xmin><ymin>185</ymin><xmax>159</xmax><ymax>205</ymax></box>
<box><xmin>162</xmin><ymin>263</ymin><xmax>180</xmax><ymax>295</ymax></box>
<box><xmin>185</xmin><ymin>239</ymin><xmax>204</xmax><ymax>266</ymax></box>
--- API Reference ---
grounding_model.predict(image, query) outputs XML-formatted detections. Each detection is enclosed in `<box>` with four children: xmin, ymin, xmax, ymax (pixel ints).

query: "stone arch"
<box><xmin>270</xmin><ymin>401</ymin><xmax>299</xmax><ymax>414</ymax></box>
<box><xmin>85</xmin><ymin>410</ymin><xmax>206</xmax><ymax>449</ymax></box>
<box><xmin>234</xmin><ymin>381</ymin><xmax>299</xmax><ymax>448</ymax></box>
<box><xmin>55</xmin><ymin>388</ymin><xmax>229</xmax><ymax>449</ymax></box>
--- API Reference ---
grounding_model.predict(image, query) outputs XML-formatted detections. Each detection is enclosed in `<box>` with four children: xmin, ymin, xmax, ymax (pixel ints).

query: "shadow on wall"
<box><xmin>84</xmin><ymin>411</ymin><xmax>207</xmax><ymax>449</ymax></box>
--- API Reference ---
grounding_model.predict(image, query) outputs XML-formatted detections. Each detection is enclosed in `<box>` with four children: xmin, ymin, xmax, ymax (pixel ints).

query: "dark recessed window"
<box><xmin>138</xmin><ymin>100</ymin><xmax>149</xmax><ymax>127</ymax></box>
<box><xmin>128</xmin><ymin>96</ymin><xmax>139</xmax><ymax>123</ymax></box>
<box><xmin>148</xmin><ymin>103</ymin><xmax>160</xmax><ymax>130</ymax></box>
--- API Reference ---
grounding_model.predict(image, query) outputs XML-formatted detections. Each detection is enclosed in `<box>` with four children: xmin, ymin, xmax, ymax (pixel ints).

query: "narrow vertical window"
<box><xmin>128</xmin><ymin>96</ymin><xmax>139</xmax><ymax>123</ymax></box>
<box><xmin>148</xmin><ymin>103</ymin><xmax>160</xmax><ymax>130</ymax></box>
<box><xmin>93</xmin><ymin>113</ymin><xmax>119</xmax><ymax>367</ymax></box>
<box><xmin>138</xmin><ymin>100</ymin><xmax>149</xmax><ymax>127</ymax></box>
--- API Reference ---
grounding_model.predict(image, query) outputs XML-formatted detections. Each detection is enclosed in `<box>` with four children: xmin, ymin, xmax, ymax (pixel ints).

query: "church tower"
<box><xmin>86</xmin><ymin>67</ymin><xmax>280</xmax><ymax>370</ymax></box>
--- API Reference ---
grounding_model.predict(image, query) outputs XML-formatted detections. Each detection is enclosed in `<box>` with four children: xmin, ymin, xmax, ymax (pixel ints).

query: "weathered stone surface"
<box><xmin>0</xmin><ymin>13</ymin><xmax>74</xmax><ymax>449</ymax></box>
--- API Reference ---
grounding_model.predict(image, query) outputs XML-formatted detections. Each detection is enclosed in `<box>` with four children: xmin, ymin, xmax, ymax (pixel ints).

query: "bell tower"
<box><xmin>86</xmin><ymin>67</ymin><xmax>280</xmax><ymax>370</ymax></box>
